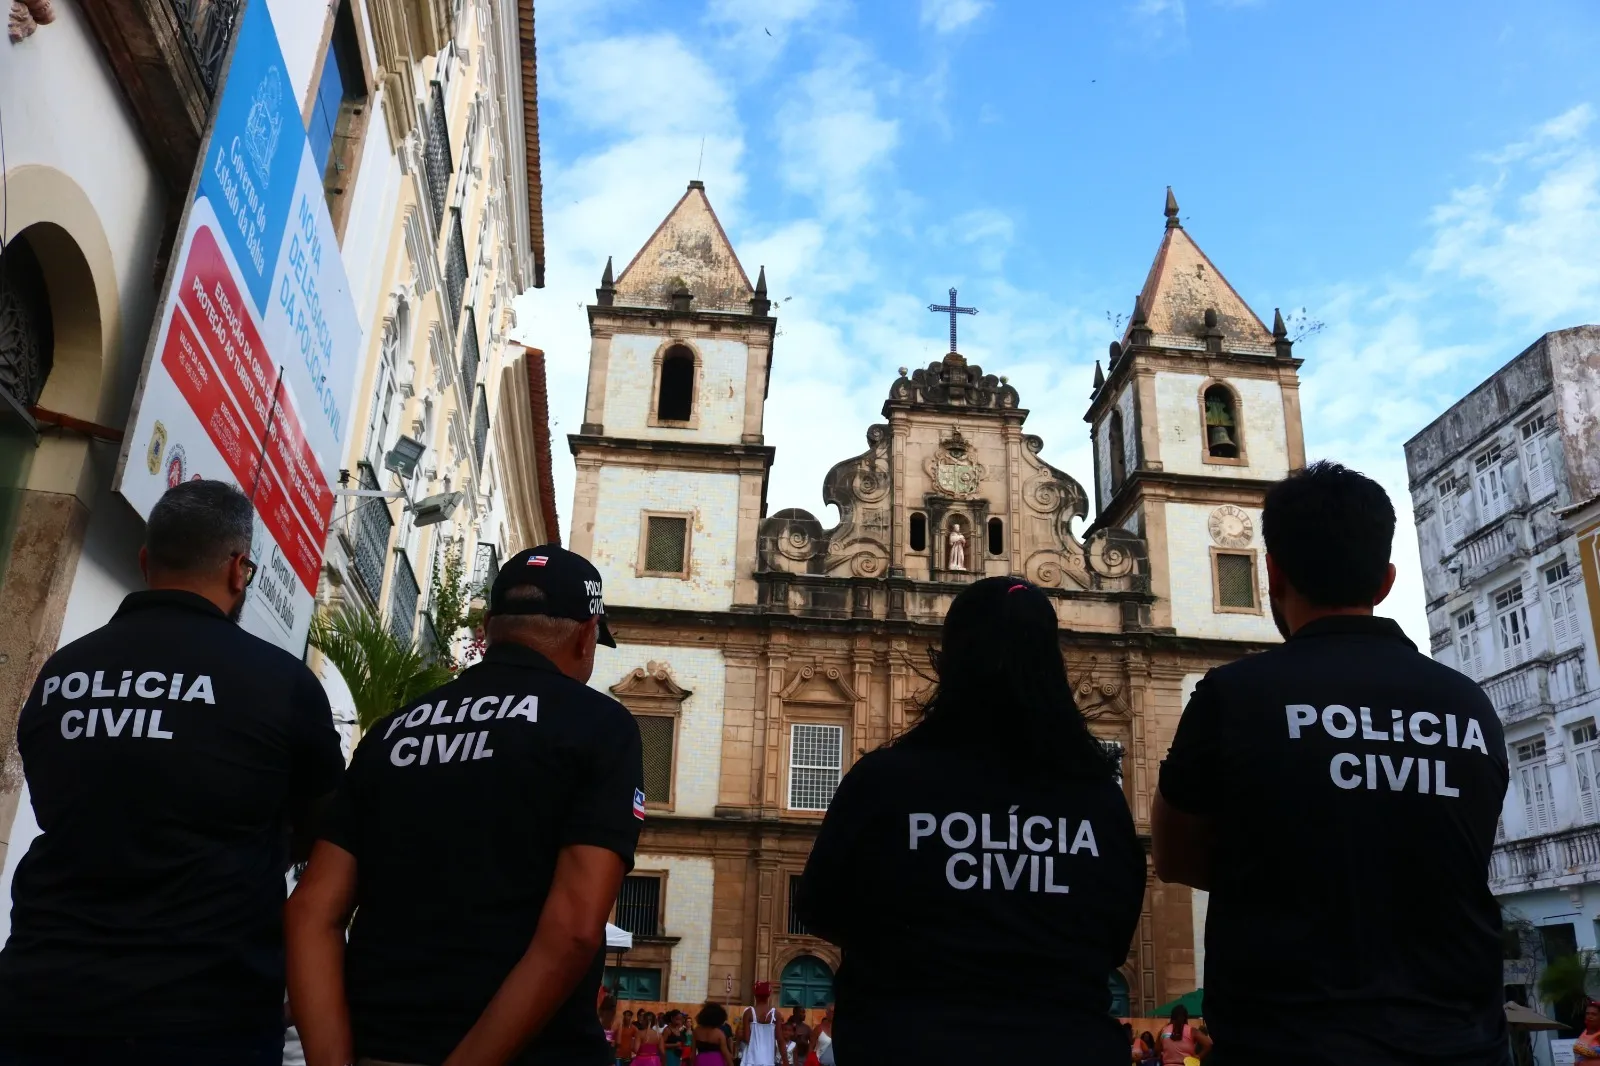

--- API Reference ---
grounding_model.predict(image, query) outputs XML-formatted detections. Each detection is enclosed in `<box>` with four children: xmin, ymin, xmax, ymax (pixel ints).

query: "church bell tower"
<box><xmin>1084</xmin><ymin>188</ymin><xmax>1306</xmax><ymax>641</ymax></box>
<box><xmin>568</xmin><ymin>181</ymin><xmax>776</xmax><ymax>611</ymax></box>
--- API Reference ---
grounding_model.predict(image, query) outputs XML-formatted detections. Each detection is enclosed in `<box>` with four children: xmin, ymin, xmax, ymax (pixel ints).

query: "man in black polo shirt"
<box><xmin>287</xmin><ymin>545</ymin><xmax>643</xmax><ymax>1066</ymax></box>
<box><xmin>0</xmin><ymin>480</ymin><xmax>345</xmax><ymax>1066</ymax></box>
<box><xmin>1153</xmin><ymin>462</ymin><xmax>1510</xmax><ymax>1066</ymax></box>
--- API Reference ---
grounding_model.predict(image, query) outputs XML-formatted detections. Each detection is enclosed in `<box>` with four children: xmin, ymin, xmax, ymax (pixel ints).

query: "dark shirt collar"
<box><xmin>1290</xmin><ymin>613</ymin><xmax>1415</xmax><ymax>650</ymax></box>
<box><xmin>112</xmin><ymin>589</ymin><xmax>228</xmax><ymax>622</ymax></box>
<box><xmin>479</xmin><ymin>641</ymin><xmax>564</xmax><ymax>674</ymax></box>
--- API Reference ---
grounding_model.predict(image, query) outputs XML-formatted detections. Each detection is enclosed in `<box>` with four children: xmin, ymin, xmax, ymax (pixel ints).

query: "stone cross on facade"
<box><xmin>927</xmin><ymin>286</ymin><xmax>977</xmax><ymax>354</ymax></box>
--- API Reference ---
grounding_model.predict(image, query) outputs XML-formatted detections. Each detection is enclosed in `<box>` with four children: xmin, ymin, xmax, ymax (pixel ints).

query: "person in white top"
<box><xmin>740</xmin><ymin>982</ymin><xmax>787</xmax><ymax>1066</ymax></box>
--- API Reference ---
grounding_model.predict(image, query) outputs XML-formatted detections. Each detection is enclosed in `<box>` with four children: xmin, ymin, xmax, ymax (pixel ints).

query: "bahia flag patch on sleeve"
<box><xmin>633</xmin><ymin>788</ymin><xmax>647</xmax><ymax>821</ymax></box>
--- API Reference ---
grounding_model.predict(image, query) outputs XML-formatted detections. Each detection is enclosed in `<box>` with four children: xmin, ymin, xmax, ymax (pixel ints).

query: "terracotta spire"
<box><xmin>1164</xmin><ymin>186</ymin><xmax>1181</xmax><ymax>229</ymax></box>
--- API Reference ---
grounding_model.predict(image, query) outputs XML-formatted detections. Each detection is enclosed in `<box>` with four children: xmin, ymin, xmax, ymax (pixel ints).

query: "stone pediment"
<box><xmin>887</xmin><ymin>352</ymin><xmax>1020</xmax><ymax>411</ymax></box>
<box><xmin>610</xmin><ymin>661</ymin><xmax>693</xmax><ymax>707</ymax></box>
<box><xmin>778</xmin><ymin>664</ymin><xmax>860</xmax><ymax>705</ymax></box>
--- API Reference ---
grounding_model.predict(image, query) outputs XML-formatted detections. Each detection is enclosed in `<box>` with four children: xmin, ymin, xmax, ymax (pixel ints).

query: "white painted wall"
<box><xmin>591</xmin><ymin>643</ymin><xmax>726</xmax><ymax>818</ymax></box>
<box><xmin>264</xmin><ymin>0</ymin><xmax>333</xmax><ymax>108</ymax></box>
<box><xmin>1164</xmin><ymin>502</ymin><xmax>1279</xmax><ymax>642</ymax></box>
<box><xmin>339</xmin><ymin>107</ymin><xmax>401</xmax><ymax>336</ymax></box>
<box><xmin>0</xmin><ymin>1</ymin><xmax>170</xmax><ymax>946</ymax></box>
<box><xmin>591</xmin><ymin>467</ymin><xmax>741</xmax><ymax>610</ymax></box>
<box><xmin>602</xmin><ymin>334</ymin><xmax>749</xmax><ymax>444</ymax></box>
<box><xmin>1155</xmin><ymin>373</ymin><xmax>1289</xmax><ymax>480</ymax></box>
<box><xmin>633</xmin><ymin>853</ymin><xmax>714</xmax><ymax>1003</ymax></box>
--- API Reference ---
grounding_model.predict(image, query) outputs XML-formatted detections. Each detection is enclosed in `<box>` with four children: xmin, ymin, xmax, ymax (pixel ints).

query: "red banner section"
<box><xmin>179</xmin><ymin>227</ymin><xmax>278</xmax><ymax>441</ymax></box>
<box><xmin>161</xmin><ymin>223</ymin><xmax>330</xmax><ymax>595</ymax></box>
<box><xmin>161</xmin><ymin>310</ymin><xmax>262</xmax><ymax>488</ymax></box>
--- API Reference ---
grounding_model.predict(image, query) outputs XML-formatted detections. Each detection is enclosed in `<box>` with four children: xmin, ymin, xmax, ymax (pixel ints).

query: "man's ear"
<box><xmin>226</xmin><ymin>552</ymin><xmax>249</xmax><ymax>596</ymax></box>
<box><xmin>138</xmin><ymin>546</ymin><xmax>150</xmax><ymax>584</ymax></box>
<box><xmin>1373</xmin><ymin>562</ymin><xmax>1398</xmax><ymax>606</ymax></box>
<box><xmin>1264</xmin><ymin>553</ymin><xmax>1286</xmax><ymax>600</ymax></box>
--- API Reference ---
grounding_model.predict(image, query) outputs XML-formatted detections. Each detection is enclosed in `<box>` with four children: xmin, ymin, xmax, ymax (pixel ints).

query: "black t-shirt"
<box><xmin>321</xmin><ymin>642</ymin><xmax>643</xmax><ymax>1066</ymax></box>
<box><xmin>1160</xmin><ymin>615</ymin><xmax>1511</xmax><ymax>1066</ymax></box>
<box><xmin>797</xmin><ymin>739</ymin><xmax>1144</xmax><ymax>1066</ymax></box>
<box><xmin>0</xmin><ymin>590</ymin><xmax>344</xmax><ymax>1037</ymax></box>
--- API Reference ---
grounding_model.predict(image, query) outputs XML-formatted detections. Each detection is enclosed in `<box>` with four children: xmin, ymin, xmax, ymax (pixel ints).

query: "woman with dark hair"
<box><xmin>1157</xmin><ymin>1004</ymin><xmax>1211</xmax><ymax>1064</ymax></box>
<box><xmin>796</xmin><ymin>577</ymin><xmax>1144</xmax><ymax>1064</ymax></box>
<box><xmin>692</xmin><ymin>1004</ymin><xmax>735</xmax><ymax>1066</ymax></box>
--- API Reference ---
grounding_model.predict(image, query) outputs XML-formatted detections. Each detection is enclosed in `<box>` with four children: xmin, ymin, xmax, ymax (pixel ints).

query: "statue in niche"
<box><xmin>948</xmin><ymin>522</ymin><xmax>968</xmax><ymax>572</ymax></box>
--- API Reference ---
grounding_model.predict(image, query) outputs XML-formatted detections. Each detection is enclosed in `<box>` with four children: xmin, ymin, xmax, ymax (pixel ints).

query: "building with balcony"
<box><xmin>1404</xmin><ymin>326</ymin><xmax>1600</xmax><ymax>1023</ymax></box>
<box><xmin>0</xmin><ymin>0</ymin><xmax>558</xmax><ymax>935</ymax></box>
<box><xmin>315</xmin><ymin>0</ymin><xmax>558</xmax><ymax>726</ymax></box>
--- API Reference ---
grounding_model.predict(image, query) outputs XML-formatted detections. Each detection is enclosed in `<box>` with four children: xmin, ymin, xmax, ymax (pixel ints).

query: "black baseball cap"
<box><xmin>489</xmin><ymin>545</ymin><xmax>616</xmax><ymax>647</ymax></box>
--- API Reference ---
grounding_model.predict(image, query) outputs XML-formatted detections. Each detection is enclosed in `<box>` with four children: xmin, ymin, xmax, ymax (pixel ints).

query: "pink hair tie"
<box><xmin>1008</xmin><ymin>584</ymin><xmax>1028</xmax><ymax>593</ymax></box>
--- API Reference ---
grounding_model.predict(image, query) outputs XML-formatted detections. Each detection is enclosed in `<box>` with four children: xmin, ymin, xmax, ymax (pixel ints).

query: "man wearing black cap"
<box><xmin>287</xmin><ymin>545</ymin><xmax>643</xmax><ymax>1066</ymax></box>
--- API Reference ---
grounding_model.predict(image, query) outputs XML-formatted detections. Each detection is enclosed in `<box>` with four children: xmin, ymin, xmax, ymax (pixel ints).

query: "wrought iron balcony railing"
<box><xmin>472</xmin><ymin>386</ymin><xmax>490</xmax><ymax>470</ymax></box>
<box><xmin>459</xmin><ymin>308</ymin><xmax>480</xmax><ymax>399</ymax></box>
<box><xmin>170</xmin><ymin>0</ymin><xmax>240</xmax><ymax>95</ymax></box>
<box><xmin>444</xmin><ymin>211</ymin><xmax>468</xmax><ymax>337</ymax></box>
<box><xmin>424</xmin><ymin>81</ymin><xmax>453</xmax><ymax>240</ymax></box>
<box><xmin>472</xmin><ymin>541</ymin><xmax>499</xmax><ymax>593</ymax></box>
<box><xmin>388</xmin><ymin>550</ymin><xmax>420</xmax><ymax>645</ymax></box>
<box><xmin>350</xmin><ymin>463</ymin><xmax>393</xmax><ymax>606</ymax></box>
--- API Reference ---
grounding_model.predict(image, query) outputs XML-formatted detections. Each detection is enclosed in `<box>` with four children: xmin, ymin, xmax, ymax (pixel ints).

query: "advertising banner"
<box><xmin>116</xmin><ymin>0</ymin><xmax>362</xmax><ymax>652</ymax></box>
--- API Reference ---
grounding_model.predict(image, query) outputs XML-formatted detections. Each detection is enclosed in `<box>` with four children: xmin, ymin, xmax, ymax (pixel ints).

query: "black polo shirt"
<box><xmin>1160</xmin><ymin>615</ymin><xmax>1511</xmax><ymax>1065</ymax></box>
<box><xmin>321</xmin><ymin>641</ymin><xmax>643</xmax><ymax>1066</ymax></box>
<box><xmin>0</xmin><ymin>590</ymin><xmax>344</xmax><ymax>1038</ymax></box>
<box><xmin>798</xmin><ymin>741</ymin><xmax>1145</xmax><ymax>1065</ymax></box>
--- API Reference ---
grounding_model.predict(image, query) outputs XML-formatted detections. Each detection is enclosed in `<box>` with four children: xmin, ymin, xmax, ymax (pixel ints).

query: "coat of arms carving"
<box><xmin>925</xmin><ymin>427</ymin><xmax>986</xmax><ymax>498</ymax></box>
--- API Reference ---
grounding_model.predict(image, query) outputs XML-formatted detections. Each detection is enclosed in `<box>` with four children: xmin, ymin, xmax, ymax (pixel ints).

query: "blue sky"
<box><xmin>517</xmin><ymin>0</ymin><xmax>1600</xmax><ymax>646</ymax></box>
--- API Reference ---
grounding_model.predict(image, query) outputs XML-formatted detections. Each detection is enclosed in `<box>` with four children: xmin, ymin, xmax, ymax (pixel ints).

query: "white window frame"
<box><xmin>1475</xmin><ymin>444</ymin><xmax>1510</xmax><ymax>525</ymax></box>
<box><xmin>1438</xmin><ymin>476</ymin><xmax>1465</xmax><ymax>547</ymax></box>
<box><xmin>787</xmin><ymin>723</ymin><xmax>844</xmax><ymax>812</ymax></box>
<box><xmin>1572</xmin><ymin>720</ymin><xmax>1600</xmax><ymax>823</ymax></box>
<box><xmin>1545</xmin><ymin>560</ymin><xmax>1582</xmax><ymax>650</ymax></box>
<box><xmin>1516</xmin><ymin>736</ymin><xmax>1553</xmax><ymax>834</ymax></box>
<box><xmin>1521</xmin><ymin>415</ymin><xmax>1556</xmax><ymax>501</ymax></box>
<box><xmin>1495</xmin><ymin>580</ymin><xmax>1533</xmax><ymax>670</ymax></box>
<box><xmin>1454</xmin><ymin>606</ymin><xmax>1484</xmax><ymax>679</ymax></box>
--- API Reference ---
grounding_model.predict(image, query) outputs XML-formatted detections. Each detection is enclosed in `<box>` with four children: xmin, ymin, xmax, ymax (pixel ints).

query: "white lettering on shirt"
<box><xmin>57</xmin><ymin>707</ymin><xmax>173</xmax><ymax>740</ymax></box>
<box><xmin>1288</xmin><ymin>702</ymin><xmax>1496</xmax><ymax>800</ymax></box>
<box><xmin>924</xmin><ymin>809</ymin><xmax>1103</xmax><ymax>893</ymax></box>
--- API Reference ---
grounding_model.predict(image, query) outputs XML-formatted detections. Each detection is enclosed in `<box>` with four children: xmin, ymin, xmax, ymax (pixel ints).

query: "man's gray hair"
<box><xmin>486</xmin><ymin>585</ymin><xmax>581</xmax><ymax>648</ymax></box>
<box><xmin>145</xmin><ymin>480</ymin><xmax>254</xmax><ymax>574</ymax></box>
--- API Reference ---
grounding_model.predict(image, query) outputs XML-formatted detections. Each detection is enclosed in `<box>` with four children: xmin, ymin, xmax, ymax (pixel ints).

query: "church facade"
<box><xmin>569</xmin><ymin>182</ymin><xmax>1305</xmax><ymax>1014</ymax></box>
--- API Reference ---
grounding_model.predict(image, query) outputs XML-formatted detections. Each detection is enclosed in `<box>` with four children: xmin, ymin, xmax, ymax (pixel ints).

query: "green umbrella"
<box><xmin>1153</xmin><ymin>988</ymin><xmax>1205</xmax><ymax>1016</ymax></box>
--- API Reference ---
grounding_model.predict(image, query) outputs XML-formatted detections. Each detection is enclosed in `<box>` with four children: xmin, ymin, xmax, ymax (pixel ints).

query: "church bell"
<box><xmin>1207</xmin><ymin>424</ymin><xmax>1239</xmax><ymax>457</ymax></box>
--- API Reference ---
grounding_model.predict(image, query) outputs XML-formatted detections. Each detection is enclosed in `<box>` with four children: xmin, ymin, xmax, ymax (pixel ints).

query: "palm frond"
<box><xmin>310</xmin><ymin>605</ymin><xmax>455</xmax><ymax>732</ymax></box>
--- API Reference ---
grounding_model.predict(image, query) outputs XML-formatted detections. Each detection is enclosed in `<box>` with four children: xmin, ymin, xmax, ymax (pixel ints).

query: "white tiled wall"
<box><xmin>635</xmin><ymin>853</ymin><xmax>715</xmax><ymax>1003</ymax></box>
<box><xmin>602</xmin><ymin>333</ymin><xmax>749</xmax><ymax>444</ymax></box>
<box><xmin>1165</xmin><ymin>502</ymin><xmax>1279</xmax><ymax>642</ymax></box>
<box><xmin>591</xmin><ymin>643</ymin><xmax>726</xmax><ymax>818</ymax></box>
<box><xmin>1155</xmin><ymin>373</ymin><xmax>1288</xmax><ymax>480</ymax></box>
<box><xmin>591</xmin><ymin>467</ymin><xmax>740</xmax><ymax>611</ymax></box>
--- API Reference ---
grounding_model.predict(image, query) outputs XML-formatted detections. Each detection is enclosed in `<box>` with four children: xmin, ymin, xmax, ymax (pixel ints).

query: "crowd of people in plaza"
<box><xmin>0</xmin><ymin>460</ymin><xmax>1517</xmax><ymax>1065</ymax></box>
<box><xmin>597</xmin><ymin>988</ymin><xmax>833</xmax><ymax>1066</ymax></box>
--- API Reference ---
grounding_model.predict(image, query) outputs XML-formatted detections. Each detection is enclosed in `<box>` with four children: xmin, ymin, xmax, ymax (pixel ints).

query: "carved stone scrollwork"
<box><xmin>1069</xmin><ymin>660</ymin><xmax>1129</xmax><ymax>722</ymax></box>
<box><xmin>1085</xmin><ymin>527</ymin><xmax>1147</xmax><ymax>587</ymax></box>
<box><xmin>887</xmin><ymin>352</ymin><xmax>1020</xmax><ymax>410</ymax></box>
<box><xmin>759</xmin><ymin>425</ymin><xmax>891</xmax><ymax>576</ymax></box>
<box><xmin>1024</xmin><ymin>547</ymin><xmax>1089</xmax><ymax>590</ymax></box>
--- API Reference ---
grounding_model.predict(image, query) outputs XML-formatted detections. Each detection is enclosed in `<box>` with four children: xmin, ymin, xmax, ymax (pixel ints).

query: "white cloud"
<box><xmin>1426</xmin><ymin>104</ymin><xmax>1600</xmax><ymax>322</ymax></box>
<box><xmin>920</xmin><ymin>0</ymin><xmax>990</xmax><ymax>34</ymax></box>
<box><xmin>545</xmin><ymin>34</ymin><xmax>736</xmax><ymax>137</ymax></box>
<box><xmin>775</xmin><ymin>47</ymin><xmax>900</xmax><ymax>222</ymax></box>
<box><xmin>1129</xmin><ymin>0</ymin><xmax>1187</xmax><ymax>41</ymax></box>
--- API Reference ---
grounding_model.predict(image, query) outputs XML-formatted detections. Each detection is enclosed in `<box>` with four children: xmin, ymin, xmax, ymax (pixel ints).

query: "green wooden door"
<box><xmin>1108</xmin><ymin>970</ymin><xmax>1131</xmax><ymax>1016</ymax></box>
<box><xmin>779</xmin><ymin>955</ymin><xmax>834</xmax><ymax>1009</ymax></box>
<box><xmin>604</xmin><ymin>966</ymin><xmax>662</xmax><ymax>1001</ymax></box>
